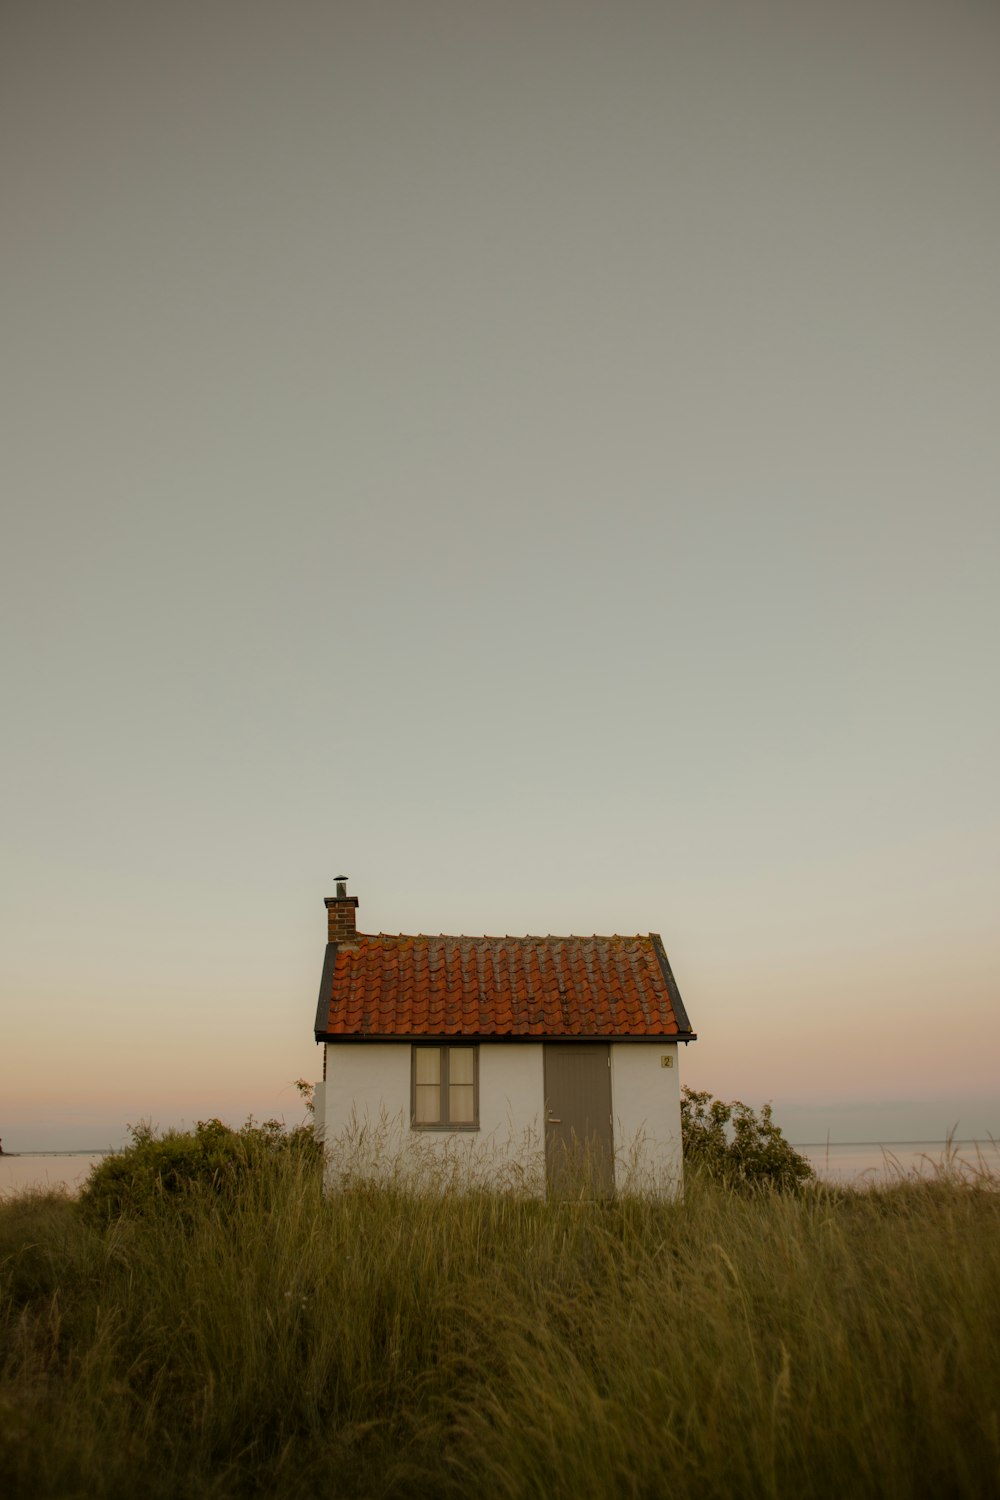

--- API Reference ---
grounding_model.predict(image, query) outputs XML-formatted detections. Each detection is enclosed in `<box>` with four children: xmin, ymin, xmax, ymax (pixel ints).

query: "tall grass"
<box><xmin>2</xmin><ymin>1150</ymin><xmax>999</xmax><ymax>1498</ymax></box>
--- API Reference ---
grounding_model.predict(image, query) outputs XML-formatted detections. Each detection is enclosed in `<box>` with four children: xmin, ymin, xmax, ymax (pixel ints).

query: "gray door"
<box><xmin>544</xmin><ymin>1043</ymin><xmax>614</xmax><ymax>1197</ymax></box>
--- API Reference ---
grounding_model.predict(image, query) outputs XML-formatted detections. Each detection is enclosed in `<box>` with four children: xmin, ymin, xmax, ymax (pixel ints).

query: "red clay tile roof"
<box><xmin>315</xmin><ymin>933</ymin><xmax>695</xmax><ymax>1040</ymax></box>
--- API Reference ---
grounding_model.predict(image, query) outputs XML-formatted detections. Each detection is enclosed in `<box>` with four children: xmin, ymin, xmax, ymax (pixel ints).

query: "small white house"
<box><xmin>312</xmin><ymin>880</ymin><xmax>696</xmax><ymax>1196</ymax></box>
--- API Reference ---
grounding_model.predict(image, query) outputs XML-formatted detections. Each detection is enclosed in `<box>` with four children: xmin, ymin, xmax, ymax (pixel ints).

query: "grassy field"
<box><xmin>2</xmin><ymin>1148</ymin><xmax>999</xmax><ymax>1499</ymax></box>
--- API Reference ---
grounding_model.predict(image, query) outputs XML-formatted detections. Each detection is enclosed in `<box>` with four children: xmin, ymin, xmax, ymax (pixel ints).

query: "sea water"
<box><xmin>794</xmin><ymin>1139</ymin><xmax>999</xmax><ymax>1185</ymax></box>
<box><xmin>0</xmin><ymin>1152</ymin><xmax>109</xmax><ymax>1197</ymax></box>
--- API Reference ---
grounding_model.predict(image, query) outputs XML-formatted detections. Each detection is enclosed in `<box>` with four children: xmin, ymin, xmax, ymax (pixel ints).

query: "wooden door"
<box><xmin>544</xmin><ymin>1043</ymin><xmax>614</xmax><ymax>1197</ymax></box>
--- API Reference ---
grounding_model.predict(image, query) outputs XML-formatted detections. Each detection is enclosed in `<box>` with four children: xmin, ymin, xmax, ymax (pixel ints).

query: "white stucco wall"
<box><xmin>319</xmin><ymin>1041</ymin><xmax>546</xmax><ymax>1193</ymax></box>
<box><xmin>610</xmin><ymin>1042</ymin><xmax>683</xmax><ymax>1194</ymax></box>
<box><xmin>316</xmin><ymin>1038</ymin><xmax>685</xmax><ymax>1196</ymax></box>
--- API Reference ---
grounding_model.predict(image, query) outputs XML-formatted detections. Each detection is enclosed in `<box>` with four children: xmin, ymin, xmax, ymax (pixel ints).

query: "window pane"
<box><xmin>415</xmin><ymin>1085</ymin><xmax>441</xmax><ymax>1124</ymax></box>
<box><xmin>448</xmin><ymin>1048</ymin><xmax>474</xmax><ymax>1085</ymax></box>
<box><xmin>415</xmin><ymin>1049</ymin><xmax>441</xmax><ymax>1085</ymax></box>
<box><xmin>449</xmin><ymin>1084</ymin><xmax>475</xmax><ymax>1124</ymax></box>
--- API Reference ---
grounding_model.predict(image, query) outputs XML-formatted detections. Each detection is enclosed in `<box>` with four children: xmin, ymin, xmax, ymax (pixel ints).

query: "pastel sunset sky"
<box><xmin>3</xmin><ymin>0</ymin><xmax>998</xmax><ymax>1150</ymax></box>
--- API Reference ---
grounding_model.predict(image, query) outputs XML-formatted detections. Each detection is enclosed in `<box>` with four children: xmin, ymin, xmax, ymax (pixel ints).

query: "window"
<box><xmin>411</xmin><ymin>1045</ymin><xmax>479</xmax><ymax>1129</ymax></box>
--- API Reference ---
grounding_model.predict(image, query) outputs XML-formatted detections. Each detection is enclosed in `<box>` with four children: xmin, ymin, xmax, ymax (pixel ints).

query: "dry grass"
<box><xmin>2</xmin><ymin>1150</ymin><xmax>999</xmax><ymax>1499</ymax></box>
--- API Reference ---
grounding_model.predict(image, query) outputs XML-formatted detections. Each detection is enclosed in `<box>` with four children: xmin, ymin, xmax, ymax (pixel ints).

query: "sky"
<box><xmin>2</xmin><ymin>0</ymin><xmax>998</xmax><ymax>1150</ymax></box>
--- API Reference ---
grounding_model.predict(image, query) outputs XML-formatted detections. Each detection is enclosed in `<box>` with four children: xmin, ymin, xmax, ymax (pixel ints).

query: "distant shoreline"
<box><xmin>793</xmin><ymin>1138</ymin><xmax>996</xmax><ymax>1148</ymax></box>
<box><xmin>1</xmin><ymin>1150</ymin><xmax>112</xmax><ymax>1158</ymax></box>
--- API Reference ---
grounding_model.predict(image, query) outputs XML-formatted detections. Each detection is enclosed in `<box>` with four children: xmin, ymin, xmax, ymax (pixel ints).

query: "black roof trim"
<box><xmin>650</xmin><ymin>933</ymin><xmax>695</xmax><ymax>1035</ymax></box>
<box><xmin>314</xmin><ymin>942</ymin><xmax>338</xmax><ymax>1041</ymax></box>
<box><xmin>315</xmin><ymin>1031</ymin><xmax>697</xmax><ymax>1045</ymax></box>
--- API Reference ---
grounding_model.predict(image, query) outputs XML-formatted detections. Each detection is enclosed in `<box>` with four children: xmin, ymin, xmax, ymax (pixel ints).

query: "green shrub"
<box><xmin>681</xmin><ymin>1085</ymin><xmax>814</xmax><ymax>1191</ymax></box>
<box><xmin>78</xmin><ymin>1115</ymin><xmax>321</xmax><ymax>1223</ymax></box>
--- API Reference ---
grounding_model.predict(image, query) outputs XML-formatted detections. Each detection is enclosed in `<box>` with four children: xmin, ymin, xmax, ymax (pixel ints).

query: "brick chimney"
<box><xmin>325</xmin><ymin>876</ymin><xmax>359</xmax><ymax>943</ymax></box>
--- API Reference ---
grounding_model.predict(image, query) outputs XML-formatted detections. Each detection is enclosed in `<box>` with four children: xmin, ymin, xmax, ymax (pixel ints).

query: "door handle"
<box><xmin>546</xmin><ymin>1115</ymin><xmax>561</xmax><ymax>1124</ymax></box>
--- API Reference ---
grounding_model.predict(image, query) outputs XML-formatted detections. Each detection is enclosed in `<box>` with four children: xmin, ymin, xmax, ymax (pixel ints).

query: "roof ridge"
<box><xmin>366</xmin><ymin>932</ymin><xmax>655</xmax><ymax>943</ymax></box>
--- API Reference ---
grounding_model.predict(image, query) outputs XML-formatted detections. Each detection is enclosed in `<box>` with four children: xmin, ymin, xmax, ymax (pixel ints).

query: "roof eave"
<box><xmin>316</xmin><ymin>1031</ymin><xmax>698</xmax><ymax>1044</ymax></box>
